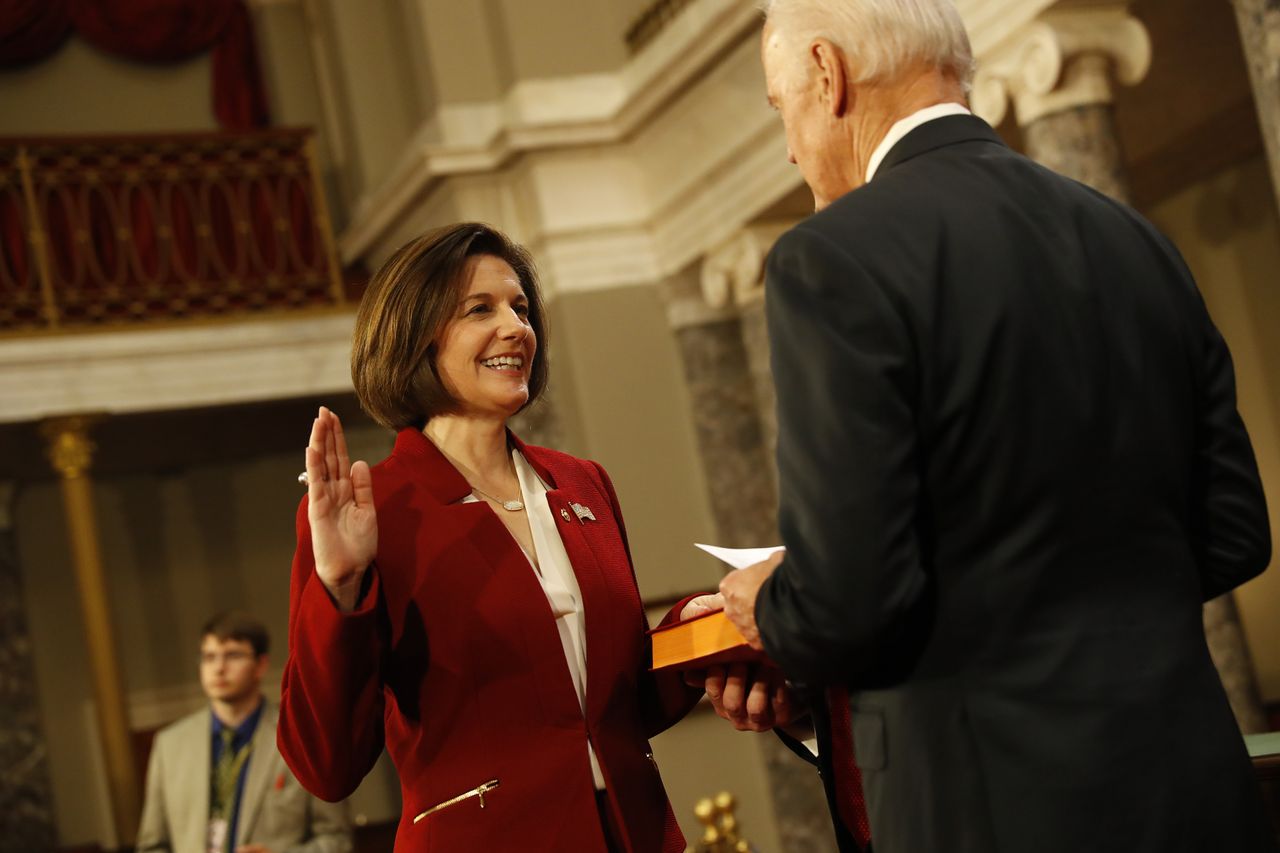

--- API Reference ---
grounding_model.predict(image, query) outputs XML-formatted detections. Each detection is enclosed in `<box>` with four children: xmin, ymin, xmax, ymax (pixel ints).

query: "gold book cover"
<box><xmin>649</xmin><ymin>609</ymin><xmax>769</xmax><ymax>671</ymax></box>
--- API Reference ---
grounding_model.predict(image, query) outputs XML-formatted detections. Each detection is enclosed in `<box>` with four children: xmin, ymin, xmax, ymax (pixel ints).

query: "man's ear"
<box><xmin>254</xmin><ymin>654</ymin><xmax>270</xmax><ymax>680</ymax></box>
<box><xmin>810</xmin><ymin>38</ymin><xmax>849</xmax><ymax>117</ymax></box>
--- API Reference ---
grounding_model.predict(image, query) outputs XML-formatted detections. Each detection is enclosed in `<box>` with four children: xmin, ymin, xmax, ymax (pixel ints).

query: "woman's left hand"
<box><xmin>680</xmin><ymin>593</ymin><xmax>723</xmax><ymax>620</ymax></box>
<box><xmin>697</xmin><ymin>663</ymin><xmax>797</xmax><ymax>732</ymax></box>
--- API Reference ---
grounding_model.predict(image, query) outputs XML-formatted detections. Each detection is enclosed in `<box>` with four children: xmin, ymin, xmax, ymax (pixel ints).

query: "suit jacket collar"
<box><xmin>234</xmin><ymin>700</ymin><xmax>278</xmax><ymax>847</ymax></box>
<box><xmin>183</xmin><ymin>708</ymin><xmax>214</xmax><ymax>853</ymax></box>
<box><xmin>874</xmin><ymin>113</ymin><xmax>1006</xmax><ymax>179</ymax></box>
<box><xmin>392</xmin><ymin>426</ymin><xmax>557</xmax><ymax>502</ymax></box>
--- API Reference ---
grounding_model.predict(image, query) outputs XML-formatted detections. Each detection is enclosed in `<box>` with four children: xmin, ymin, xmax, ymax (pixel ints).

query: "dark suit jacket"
<box><xmin>279</xmin><ymin>428</ymin><xmax>701</xmax><ymax>852</ymax></box>
<box><xmin>757</xmin><ymin>114</ymin><xmax>1275</xmax><ymax>853</ymax></box>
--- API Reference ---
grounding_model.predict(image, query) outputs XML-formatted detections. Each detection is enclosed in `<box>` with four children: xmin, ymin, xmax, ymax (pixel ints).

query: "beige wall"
<box><xmin>321</xmin><ymin>0</ymin><xmax>428</xmax><ymax>195</ymax></box>
<box><xmin>0</xmin><ymin>39</ymin><xmax>215</xmax><ymax>136</ymax></box>
<box><xmin>1147</xmin><ymin>154</ymin><xmax>1280</xmax><ymax>703</ymax></box>
<box><xmin>492</xmin><ymin>0</ymin><xmax>649</xmax><ymax>80</ymax></box>
<box><xmin>550</xmin><ymin>285</ymin><xmax>725</xmax><ymax>599</ymax></box>
<box><xmin>417</xmin><ymin>0</ymin><xmax>511</xmax><ymax>102</ymax></box>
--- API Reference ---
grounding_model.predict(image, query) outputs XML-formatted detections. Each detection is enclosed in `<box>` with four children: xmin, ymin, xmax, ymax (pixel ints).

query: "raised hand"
<box><xmin>306</xmin><ymin>406</ymin><xmax>377</xmax><ymax>611</ymax></box>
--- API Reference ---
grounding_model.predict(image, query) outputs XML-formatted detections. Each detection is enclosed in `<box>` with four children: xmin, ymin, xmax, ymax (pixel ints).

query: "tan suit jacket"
<box><xmin>137</xmin><ymin>701</ymin><xmax>352</xmax><ymax>853</ymax></box>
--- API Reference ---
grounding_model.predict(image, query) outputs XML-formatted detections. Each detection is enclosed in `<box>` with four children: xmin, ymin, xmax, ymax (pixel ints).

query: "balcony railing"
<box><xmin>0</xmin><ymin>128</ymin><xmax>346</xmax><ymax>334</ymax></box>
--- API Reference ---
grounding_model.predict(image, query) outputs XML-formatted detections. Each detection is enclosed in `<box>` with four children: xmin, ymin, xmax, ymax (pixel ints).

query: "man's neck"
<box><xmin>211</xmin><ymin>693</ymin><xmax>263</xmax><ymax>729</ymax></box>
<box><xmin>850</xmin><ymin>69</ymin><xmax>968</xmax><ymax>187</ymax></box>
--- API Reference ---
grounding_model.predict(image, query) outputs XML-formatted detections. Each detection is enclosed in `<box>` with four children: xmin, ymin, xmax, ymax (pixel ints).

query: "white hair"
<box><xmin>760</xmin><ymin>0</ymin><xmax>975</xmax><ymax>94</ymax></box>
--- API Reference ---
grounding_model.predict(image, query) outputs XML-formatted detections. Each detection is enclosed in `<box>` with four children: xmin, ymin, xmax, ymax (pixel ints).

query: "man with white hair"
<box><xmin>711</xmin><ymin>1</ymin><xmax>1277</xmax><ymax>851</ymax></box>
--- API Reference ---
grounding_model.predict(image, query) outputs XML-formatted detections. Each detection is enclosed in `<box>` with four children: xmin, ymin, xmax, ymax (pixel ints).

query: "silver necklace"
<box><xmin>469</xmin><ymin>483</ymin><xmax>524</xmax><ymax>512</ymax></box>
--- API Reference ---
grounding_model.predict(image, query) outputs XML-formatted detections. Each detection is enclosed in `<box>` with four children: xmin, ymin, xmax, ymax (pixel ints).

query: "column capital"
<box><xmin>39</xmin><ymin>415</ymin><xmax>103</xmax><ymax>480</ymax></box>
<box><xmin>972</xmin><ymin>6</ymin><xmax>1151</xmax><ymax>127</ymax></box>
<box><xmin>699</xmin><ymin>222</ymin><xmax>795</xmax><ymax>312</ymax></box>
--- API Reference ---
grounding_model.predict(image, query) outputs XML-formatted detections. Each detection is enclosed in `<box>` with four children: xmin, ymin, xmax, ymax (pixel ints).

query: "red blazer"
<box><xmin>279</xmin><ymin>428</ymin><xmax>702</xmax><ymax>852</ymax></box>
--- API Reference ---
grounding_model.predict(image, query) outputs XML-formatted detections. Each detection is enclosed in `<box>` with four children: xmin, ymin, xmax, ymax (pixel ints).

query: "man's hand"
<box><xmin>719</xmin><ymin>550</ymin><xmax>784</xmax><ymax>651</ymax></box>
<box><xmin>695</xmin><ymin>663</ymin><xmax>796</xmax><ymax>732</ymax></box>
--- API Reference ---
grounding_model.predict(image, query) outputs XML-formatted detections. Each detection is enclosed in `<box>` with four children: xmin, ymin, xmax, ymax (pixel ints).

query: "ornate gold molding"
<box><xmin>1</xmin><ymin>130</ymin><xmax>341</xmax><ymax>336</ymax></box>
<box><xmin>40</xmin><ymin>415</ymin><xmax>102</xmax><ymax>479</ymax></box>
<box><xmin>971</xmin><ymin>6</ymin><xmax>1151</xmax><ymax>127</ymax></box>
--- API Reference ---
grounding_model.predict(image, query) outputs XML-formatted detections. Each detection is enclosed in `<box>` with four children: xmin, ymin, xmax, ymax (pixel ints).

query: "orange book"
<box><xmin>648</xmin><ymin>609</ymin><xmax>769</xmax><ymax>671</ymax></box>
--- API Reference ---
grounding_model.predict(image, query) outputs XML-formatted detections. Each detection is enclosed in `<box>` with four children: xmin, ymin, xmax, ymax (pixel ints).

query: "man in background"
<box><xmin>137</xmin><ymin>612</ymin><xmax>352</xmax><ymax>853</ymax></box>
<box><xmin>715</xmin><ymin>1</ymin><xmax>1276</xmax><ymax>851</ymax></box>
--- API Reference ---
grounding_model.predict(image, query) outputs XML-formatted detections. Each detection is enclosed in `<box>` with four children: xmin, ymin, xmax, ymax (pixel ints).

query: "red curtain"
<box><xmin>211</xmin><ymin>1</ymin><xmax>269</xmax><ymax>130</ymax></box>
<box><xmin>0</xmin><ymin>0</ymin><xmax>269</xmax><ymax>129</ymax></box>
<box><xmin>0</xmin><ymin>0</ymin><xmax>72</xmax><ymax>67</ymax></box>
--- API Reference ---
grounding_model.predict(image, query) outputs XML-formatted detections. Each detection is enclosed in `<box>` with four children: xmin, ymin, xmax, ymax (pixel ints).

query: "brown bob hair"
<box><xmin>351</xmin><ymin>222</ymin><xmax>549</xmax><ymax>429</ymax></box>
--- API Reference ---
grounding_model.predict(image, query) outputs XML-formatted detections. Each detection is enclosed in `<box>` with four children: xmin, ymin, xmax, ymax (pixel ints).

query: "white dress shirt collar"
<box><xmin>865</xmin><ymin>102</ymin><xmax>972</xmax><ymax>183</ymax></box>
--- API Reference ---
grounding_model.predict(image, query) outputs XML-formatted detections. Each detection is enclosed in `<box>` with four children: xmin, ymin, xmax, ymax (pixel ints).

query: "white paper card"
<box><xmin>694</xmin><ymin>543</ymin><xmax>785</xmax><ymax>570</ymax></box>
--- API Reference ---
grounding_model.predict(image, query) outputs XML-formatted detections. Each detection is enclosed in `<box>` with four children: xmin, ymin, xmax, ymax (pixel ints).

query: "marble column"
<box><xmin>663</xmin><ymin>253</ymin><xmax>836</xmax><ymax>853</ymax></box>
<box><xmin>40</xmin><ymin>416</ymin><xmax>141</xmax><ymax>846</ymax></box>
<box><xmin>1021</xmin><ymin>98</ymin><xmax>1131</xmax><ymax>202</ymax></box>
<box><xmin>1231</xmin><ymin>0</ymin><xmax>1280</xmax><ymax>216</ymax></box>
<box><xmin>699</xmin><ymin>224</ymin><xmax>793</xmax><ymax>494</ymax></box>
<box><xmin>737</xmin><ymin>298</ymin><xmax>776</xmax><ymax>496</ymax></box>
<box><xmin>0</xmin><ymin>481</ymin><xmax>57</xmax><ymax>853</ymax></box>
<box><xmin>661</xmin><ymin>268</ymin><xmax>776</xmax><ymax>549</ymax></box>
<box><xmin>973</xmin><ymin>6</ymin><xmax>1269</xmax><ymax>732</ymax></box>
<box><xmin>972</xmin><ymin>6</ymin><xmax>1150</xmax><ymax>201</ymax></box>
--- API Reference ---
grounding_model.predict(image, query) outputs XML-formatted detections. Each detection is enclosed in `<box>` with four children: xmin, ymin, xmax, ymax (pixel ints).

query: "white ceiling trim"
<box><xmin>0</xmin><ymin>313</ymin><xmax>355</xmax><ymax>424</ymax></box>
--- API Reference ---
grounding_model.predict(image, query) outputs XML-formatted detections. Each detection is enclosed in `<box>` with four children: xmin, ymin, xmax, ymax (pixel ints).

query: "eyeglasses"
<box><xmin>199</xmin><ymin>650</ymin><xmax>256</xmax><ymax>666</ymax></box>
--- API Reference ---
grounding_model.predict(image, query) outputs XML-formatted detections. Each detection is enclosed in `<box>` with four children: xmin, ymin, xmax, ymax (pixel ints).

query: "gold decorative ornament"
<box><xmin>691</xmin><ymin>790</ymin><xmax>754</xmax><ymax>853</ymax></box>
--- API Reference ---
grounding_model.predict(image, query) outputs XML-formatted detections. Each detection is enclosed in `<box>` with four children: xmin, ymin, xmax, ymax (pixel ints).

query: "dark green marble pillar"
<box><xmin>0</xmin><ymin>481</ymin><xmax>58</xmax><ymax>852</ymax></box>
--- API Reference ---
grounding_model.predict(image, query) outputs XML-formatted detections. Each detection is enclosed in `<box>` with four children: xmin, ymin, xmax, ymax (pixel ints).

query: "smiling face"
<box><xmin>433</xmin><ymin>254</ymin><xmax>538</xmax><ymax>420</ymax></box>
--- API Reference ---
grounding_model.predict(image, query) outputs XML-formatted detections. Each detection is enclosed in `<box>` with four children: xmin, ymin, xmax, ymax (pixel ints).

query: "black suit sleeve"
<box><xmin>756</xmin><ymin>226</ymin><xmax>930</xmax><ymax>687</ymax></box>
<box><xmin>1186</xmin><ymin>277</ymin><xmax>1271</xmax><ymax>600</ymax></box>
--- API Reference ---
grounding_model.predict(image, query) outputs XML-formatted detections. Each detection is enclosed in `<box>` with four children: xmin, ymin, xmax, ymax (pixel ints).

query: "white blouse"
<box><xmin>462</xmin><ymin>449</ymin><xmax>605</xmax><ymax>789</ymax></box>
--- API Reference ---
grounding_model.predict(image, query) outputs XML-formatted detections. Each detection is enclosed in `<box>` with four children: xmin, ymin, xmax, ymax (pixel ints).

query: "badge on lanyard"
<box><xmin>207</xmin><ymin>816</ymin><xmax>229</xmax><ymax>853</ymax></box>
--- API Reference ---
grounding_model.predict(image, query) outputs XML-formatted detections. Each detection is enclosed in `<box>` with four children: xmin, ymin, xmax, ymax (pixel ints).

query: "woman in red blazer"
<box><xmin>278</xmin><ymin>223</ymin><xmax>708</xmax><ymax>852</ymax></box>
